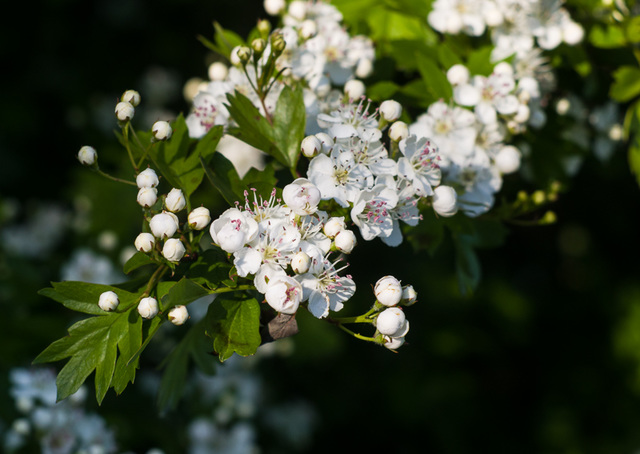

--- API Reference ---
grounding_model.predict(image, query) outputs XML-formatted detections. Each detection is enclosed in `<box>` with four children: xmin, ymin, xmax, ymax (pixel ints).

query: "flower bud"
<box><xmin>165</xmin><ymin>188</ymin><xmax>186</xmax><ymax>212</ymax></box>
<box><xmin>137</xmin><ymin>187</ymin><xmax>158</xmax><ymax>208</ymax></box>
<box><xmin>136</xmin><ymin>168</ymin><xmax>159</xmax><ymax>188</ymax></box>
<box><xmin>236</xmin><ymin>46</ymin><xmax>252</xmax><ymax>64</ymax></box>
<box><xmin>334</xmin><ymin>229</ymin><xmax>356</xmax><ymax>254</ymax></box>
<box><xmin>271</xmin><ymin>33</ymin><xmax>286</xmax><ymax>54</ymax></box>
<box><xmin>323</xmin><ymin>217</ymin><xmax>345</xmax><ymax>238</ymax></box>
<box><xmin>288</xmin><ymin>0</ymin><xmax>307</xmax><ymax>20</ymax></box>
<box><xmin>344</xmin><ymin>79</ymin><xmax>365</xmax><ymax>100</ymax></box>
<box><xmin>257</xmin><ymin>19</ymin><xmax>272</xmax><ymax>36</ymax></box>
<box><xmin>152</xmin><ymin>121</ymin><xmax>172</xmax><ymax>141</ymax></box>
<box><xmin>383</xmin><ymin>335</ymin><xmax>405</xmax><ymax>350</ymax></box>
<box><xmin>432</xmin><ymin>185</ymin><xmax>458</xmax><ymax>217</ymax></box>
<box><xmin>98</xmin><ymin>291</ymin><xmax>120</xmax><ymax>312</ymax></box>
<box><xmin>264</xmin><ymin>0</ymin><xmax>286</xmax><ymax>15</ymax></box>
<box><xmin>251</xmin><ymin>38</ymin><xmax>266</xmax><ymax>55</ymax></box>
<box><xmin>115</xmin><ymin>101</ymin><xmax>135</xmax><ymax>122</ymax></box>
<box><xmin>77</xmin><ymin>146</ymin><xmax>97</xmax><ymax>166</ymax></box>
<box><xmin>446</xmin><ymin>64</ymin><xmax>470</xmax><ymax>86</ymax></box>
<box><xmin>265</xmin><ymin>276</ymin><xmax>303</xmax><ymax>315</ymax></box>
<box><xmin>149</xmin><ymin>211</ymin><xmax>179</xmax><ymax>239</ymax></box>
<box><xmin>314</xmin><ymin>133</ymin><xmax>334</xmax><ymax>154</ymax></box>
<box><xmin>208</xmin><ymin>62</ymin><xmax>229</xmax><ymax>81</ymax></box>
<box><xmin>375</xmin><ymin>275</ymin><xmax>403</xmax><ymax>307</ymax></box>
<box><xmin>376</xmin><ymin>307</ymin><xmax>409</xmax><ymax>337</ymax></box>
<box><xmin>283</xmin><ymin>178</ymin><xmax>321</xmax><ymax>215</ymax></box>
<box><xmin>121</xmin><ymin>89</ymin><xmax>141</xmax><ymax>107</ymax></box>
<box><xmin>301</xmin><ymin>135</ymin><xmax>322</xmax><ymax>158</ymax></box>
<box><xmin>168</xmin><ymin>305</ymin><xmax>189</xmax><ymax>325</ymax></box>
<box><xmin>401</xmin><ymin>285</ymin><xmax>417</xmax><ymax>306</ymax></box>
<box><xmin>163</xmin><ymin>238</ymin><xmax>186</xmax><ymax>262</ymax></box>
<box><xmin>389</xmin><ymin>121</ymin><xmax>409</xmax><ymax>142</ymax></box>
<box><xmin>379</xmin><ymin>100</ymin><xmax>402</xmax><ymax>122</ymax></box>
<box><xmin>495</xmin><ymin>145</ymin><xmax>521</xmax><ymax>174</ymax></box>
<box><xmin>230</xmin><ymin>46</ymin><xmax>243</xmax><ymax>66</ymax></box>
<box><xmin>355</xmin><ymin>58</ymin><xmax>374</xmax><ymax>79</ymax></box>
<box><xmin>299</xmin><ymin>19</ymin><xmax>317</xmax><ymax>39</ymax></box>
<box><xmin>291</xmin><ymin>251</ymin><xmax>311</xmax><ymax>274</ymax></box>
<box><xmin>188</xmin><ymin>206</ymin><xmax>211</xmax><ymax>230</ymax></box>
<box><xmin>134</xmin><ymin>232</ymin><xmax>156</xmax><ymax>253</ymax></box>
<box><xmin>138</xmin><ymin>297</ymin><xmax>159</xmax><ymax>319</ymax></box>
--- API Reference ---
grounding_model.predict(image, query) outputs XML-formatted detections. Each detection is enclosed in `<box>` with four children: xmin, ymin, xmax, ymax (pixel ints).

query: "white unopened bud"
<box><xmin>152</xmin><ymin>121</ymin><xmax>172</xmax><ymax>141</ymax></box>
<box><xmin>323</xmin><ymin>217</ymin><xmax>345</xmax><ymax>238</ymax></box>
<box><xmin>344</xmin><ymin>79</ymin><xmax>366</xmax><ymax>100</ymax></box>
<box><xmin>288</xmin><ymin>0</ymin><xmax>307</xmax><ymax>20</ymax></box>
<box><xmin>264</xmin><ymin>0</ymin><xmax>286</xmax><ymax>15</ymax></box>
<box><xmin>432</xmin><ymin>185</ymin><xmax>458</xmax><ymax>217</ymax></box>
<box><xmin>98</xmin><ymin>291</ymin><xmax>120</xmax><ymax>312</ymax></box>
<box><xmin>291</xmin><ymin>251</ymin><xmax>311</xmax><ymax>274</ymax></box>
<box><xmin>188</xmin><ymin>207</ymin><xmax>211</xmax><ymax>230</ymax></box>
<box><xmin>163</xmin><ymin>238</ymin><xmax>186</xmax><ymax>262</ymax></box>
<box><xmin>230</xmin><ymin>46</ymin><xmax>243</xmax><ymax>66</ymax></box>
<box><xmin>265</xmin><ymin>276</ymin><xmax>303</xmax><ymax>315</ymax></box>
<box><xmin>149</xmin><ymin>211</ymin><xmax>179</xmax><ymax>239</ymax></box>
<box><xmin>134</xmin><ymin>232</ymin><xmax>156</xmax><ymax>253</ymax></box>
<box><xmin>314</xmin><ymin>133</ymin><xmax>334</xmax><ymax>154</ymax></box>
<box><xmin>379</xmin><ymin>100</ymin><xmax>402</xmax><ymax>122</ymax></box>
<box><xmin>168</xmin><ymin>305</ymin><xmax>189</xmax><ymax>325</ymax></box>
<box><xmin>121</xmin><ymin>89</ymin><xmax>141</xmax><ymax>107</ymax></box>
<box><xmin>389</xmin><ymin>121</ymin><xmax>409</xmax><ymax>142</ymax></box>
<box><xmin>208</xmin><ymin>62</ymin><xmax>228</xmax><ymax>81</ymax></box>
<box><xmin>301</xmin><ymin>135</ymin><xmax>322</xmax><ymax>158</ymax></box>
<box><xmin>115</xmin><ymin>101</ymin><xmax>135</xmax><ymax>122</ymax></box>
<box><xmin>136</xmin><ymin>168</ymin><xmax>159</xmax><ymax>188</ymax></box>
<box><xmin>384</xmin><ymin>335</ymin><xmax>406</xmax><ymax>350</ymax></box>
<box><xmin>138</xmin><ymin>297</ymin><xmax>159</xmax><ymax>319</ymax></box>
<box><xmin>376</xmin><ymin>307</ymin><xmax>409</xmax><ymax>337</ymax></box>
<box><xmin>563</xmin><ymin>21</ymin><xmax>584</xmax><ymax>45</ymax></box>
<box><xmin>375</xmin><ymin>275</ymin><xmax>403</xmax><ymax>307</ymax></box>
<box><xmin>401</xmin><ymin>285</ymin><xmax>417</xmax><ymax>306</ymax></box>
<box><xmin>495</xmin><ymin>145</ymin><xmax>521</xmax><ymax>174</ymax></box>
<box><xmin>447</xmin><ymin>64</ymin><xmax>470</xmax><ymax>85</ymax></box>
<box><xmin>77</xmin><ymin>146</ymin><xmax>97</xmax><ymax>165</ymax></box>
<box><xmin>137</xmin><ymin>187</ymin><xmax>158</xmax><ymax>208</ymax></box>
<box><xmin>355</xmin><ymin>58</ymin><xmax>374</xmax><ymax>79</ymax></box>
<box><xmin>283</xmin><ymin>178</ymin><xmax>321</xmax><ymax>215</ymax></box>
<box><xmin>334</xmin><ymin>229</ymin><xmax>357</xmax><ymax>254</ymax></box>
<box><xmin>300</xmin><ymin>19</ymin><xmax>317</xmax><ymax>39</ymax></box>
<box><xmin>165</xmin><ymin>188</ymin><xmax>186</xmax><ymax>212</ymax></box>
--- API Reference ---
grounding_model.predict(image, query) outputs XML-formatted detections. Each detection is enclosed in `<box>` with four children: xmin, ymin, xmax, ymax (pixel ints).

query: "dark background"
<box><xmin>3</xmin><ymin>1</ymin><xmax>640</xmax><ymax>453</ymax></box>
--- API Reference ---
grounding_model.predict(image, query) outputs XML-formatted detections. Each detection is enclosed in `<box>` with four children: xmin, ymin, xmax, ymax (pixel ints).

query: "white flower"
<box><xmin>344</xmin><ymin>79</ymin><xmax>366</xmax><ymax>100</ymax></box>
<box><xmin>494</xmin><ymin>145</ymin><xmax>521</xmax><ymax>174</ymax></box>
<box><xmin>282</xmin><ymin>178</ymin><xmax>321</xmax><ymax>215</ymax></box>
<box><xmin>376</xmin><ymin>307</ymin><xmax>409</xmax><ymax>337</ymax></box>
<box><xmin>265</xmin><ymin>276</ymin><xmax>303</xmax><ymax>314</ymax></box>
<box><xmin>296</xmin><ymin>257</ymin><xmax>356</xmax><ymax>318</ymax></box>
<box><xmin>334</xmin><ymin>229</ymin><xmax>356</xmax><ymax>254</ymax></box>
<box><xmin>138</xmin><ymin>297</ymin><xmax>159</xmax><ymax>319</ymax></box>
<box><xmin>291</xmin><ymin>251</ymin><xmax>312</xmax><ymax>274</ymax></box>
<box><xmin>454</xmin><ymin>73</ymin><xmax>519</xmax><ymax>125</ymax></box>
<box><xmin>350</xmin><ymin>185</ymin><xmax>399</xmax><ymax>242</ymax></box>
<box><xmin>301</xmin><ymin>135</ymin><xmax>323</xmax><ymax>158</ymax></box>
<box><xmin>188</xmin><ymin>207</ymin><xmax>211</xmax><ymax>230</ymax></box>
<box><xmin>209</xmin><ymin>207</ymin><xmax>259</xmax><ymax>253</ymax></box>
<box><xmin>115</xmin><ymin>101</ymin><xmax>135</xmax><ymax>122</ymax></box>
<box><xmin>77</xmin><ymin>146</ymin><xmax>97</xmax><ymax>165</ymax></box>
<box><xmin>134</xmin><ymin>232</ymin><xmax>156</xmax><ymax>253</ymax></box>
<box><xmin>136</xmin><ymin>168</ymin><xmax>159</xmax><ymax>188</ymax></box>
<box><xmin>374</xmin><ymin>275</ymin><xmax>403</xmax><ymax>306</ymax></box>
<box><xmin>389</xmin><ymin>121</ymin><xmax>409</xmax><ymax>142</ymax></box>
<box><xmin>137</xmin><ymin>187</ymin><xmax>158</xmax><ymax>208</ymax></box>
<box><xmin>379</xmin><ymin>100</ymin><xmax>402</xmax><ymax>122</ymax></box>
<box><xmin>317</xmin><ymin>98</ymin><xmax>381</xmax><ymax>142</ymax></box>
<box><xmin>314</xmin><ymin>132</ymin><xmax>334</xmax><ymax>154</ymax></box>
<box><xmin>397</xmin><ymin>135</ymin><xmax>442</xmax><ymax>197</ymax></box>
<box><xmin>149</xmin><ymin>211</ymin><xmax>179</xmax><ymax>239</ymax></box>
<box><xmin>186</xmin><ymin>92</ymin><xmax>228</xmax><ymax>139</ymax></box>
<box><xmin>165</xmin><ymin>188</ymin><xmax>186</xmax><ymax>212</ymax></box>
<box><xmin>446</xmin><ymin>64</ymin><xmax>470</xmax><ymax>85</ymax></box>
<box><xmin>208</xmin><ymin>62</ymin><xmax>229</xmax><ymax>81</ymax></box>
<box><xmin>121</xmin><ymin>89</ymin><xmax>141</xmax><ymax>106</ymax></box>
<box><xmin>323</xmin><ymin>216</ymin><xmax>345</xmax><ymax>238</ymax></box>
<box><xmin>152</xmin><ymin>121</ymin><xmax>172</xmax><ymax>141</ymax></box>
<box><xmin>168</xmin><ymin>305</ymin><xmax>189</xmax><ymax>325</ymax></box>
<box><xmin>163</xmin><ymin>238</ymin><xmax>186</xmax><ymax>262</ymax></box>
<box><xmin>264</xmin><ymin>0</ymin><xmax>286</xmax><ymax>15</ymax></box>
<box><xmin>98</xmin><ymin>291</ymin><xmax>119</xmax><ymax>312</ymax></box>
<box><xmin>431</xmin><ymin>185</ymin><xmax>459</xmax><ymax>217</ymax></box>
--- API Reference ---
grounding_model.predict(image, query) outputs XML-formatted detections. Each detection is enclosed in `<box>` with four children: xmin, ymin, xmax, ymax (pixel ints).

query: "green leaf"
<box><xmin>466</xmin><ymin>45</ymin><xmax>495</xmax><ymax>76</ymax></box>
<box><xmin>201</xmin><ymin>153</ymin><xmax>244</xmax><ymax>206</ymax></box>
<box><xmin>589</xmin><ymin>23</ymin><xmax>627</xmax><ymax>49</ymax></box>
<box><xmin>610</xmin><ymin>66</ymin><xmax>640</xmax><ymax>102</ymax></box>
<box><xmin>189</xmin><ymin>249</ymin><xmax>235</xmax><ymax>290</ymax></box>
<box><xmin>453</xmin><ymin>234</ymin><xmax>481</xmax><ymax>296</ymax></box>
<box><xmin>627</xmin><ymin>16</ymin><xmax>640</xmax><ymax>44</ymax></box>
<box><xmin>272</xmin><ymin>84</ymin><xmax>306</xmax><ymax>169</ymax></box>
<box><xmin>38</xmin><ymin>282</ymin><xmax>137</xmax><ymax>316</ymax></box>
<box><xmin>628</xmin><ymin>131</ymin><xmax>640</xmax><ymax>188</ymax></box>
<box><xmin>157</xmin><ymin>315</ymin><xmax>216</xmax><ymax>412</ymax></box>
<box><xmin>226</xmin><ymin>91</ymin><xmax>281</xmax><ymax>157</ymax></box>
<box><xmin>123</xmin><ymin>251</ymin><xmax>154</xmax><ymax>275</ymax></box>
<box><xmin>160</xmin><ymin>277</ymin><xmax>210</xmax><ymax>312</ymax></box>
<box><xmin>205</xmin><ymin>295</ymin><xmax>261</xmax><ymax>362</ymax></box>
<box><xmin>366</xmin><ymin>81</ymin><xmax>400</xmax><ymax>101</ymax></box>
<box><xmin>416</xmin><ymin>54</ymin><xmax>452</xmax><ymax>102</ymax></box>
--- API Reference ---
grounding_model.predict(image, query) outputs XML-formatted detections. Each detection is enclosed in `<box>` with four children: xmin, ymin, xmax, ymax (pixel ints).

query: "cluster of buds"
<box><xmin>372</xmin><ymin>276</ymin><xmax>416</xmax><ymax>350</ymax></box>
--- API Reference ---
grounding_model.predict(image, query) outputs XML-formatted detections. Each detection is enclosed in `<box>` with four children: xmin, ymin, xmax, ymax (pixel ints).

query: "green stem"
<box><xmin>95</xmin><ymin>168</ymin><xmax>137</xmax><ymax>186</ymax></box>
<box><xmin>337</xmin><ymin>324</ymin><xmax>376</xmax><ymax>342</ymax></box>
<box><xmin>122</xmin><ymin>124</ymin><xmax>138</xmax><ymax>171</ymax></box>
<box><xmin>209</xmin><ymin>284</ymin><xmax>255</xmax><ymax>295</ymax></box>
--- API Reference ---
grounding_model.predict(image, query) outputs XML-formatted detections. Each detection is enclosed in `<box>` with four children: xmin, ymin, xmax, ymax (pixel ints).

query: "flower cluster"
<box><xmin>210</xmin><ymin>183</ymin><xmax>356</xmax><ymax>319</ymax></box>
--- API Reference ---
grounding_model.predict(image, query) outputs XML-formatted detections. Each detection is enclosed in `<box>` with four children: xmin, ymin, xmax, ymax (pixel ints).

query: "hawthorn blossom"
<box><xmin>397</xmin><ymin>135</ymin><xmax>442</xmax><ymax>197</ymax></box>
